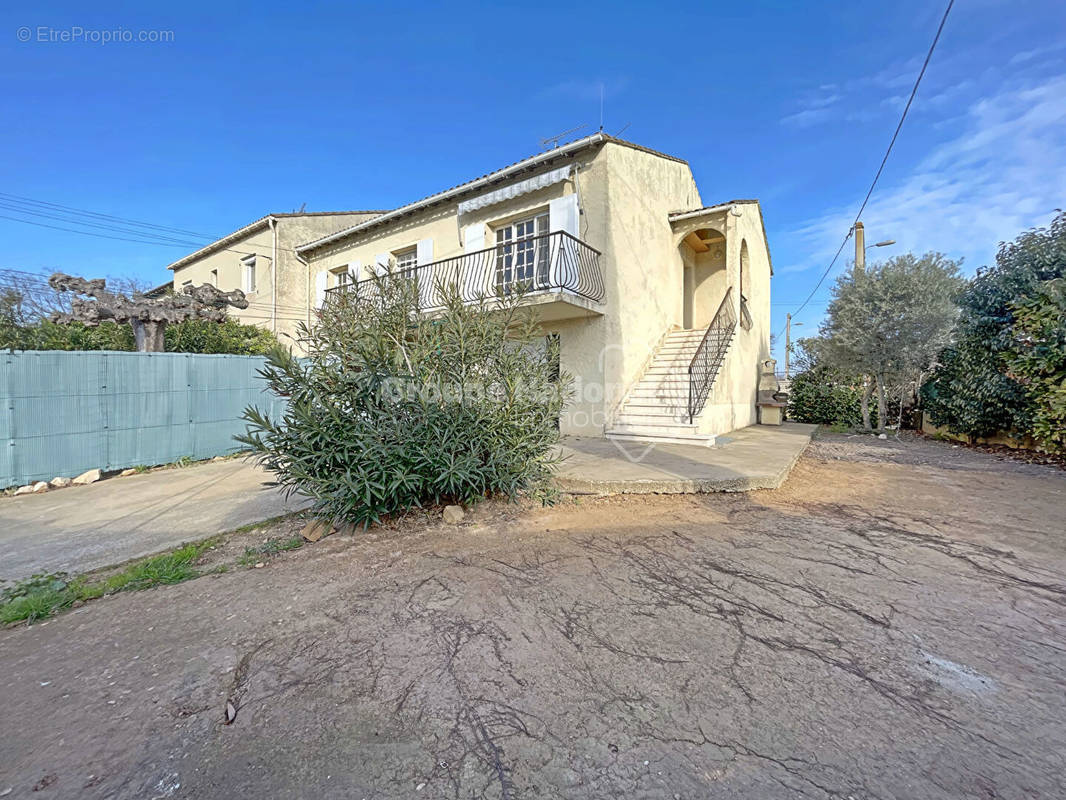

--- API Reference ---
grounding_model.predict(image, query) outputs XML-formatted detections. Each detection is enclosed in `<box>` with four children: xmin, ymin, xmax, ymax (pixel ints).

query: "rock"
<box><xmin>442</xmin><ymin>505</ymin><xmax>465</xmax><ymax>524</ymax></box>
<box><xmin>31</xmin><ymin>481</ymin><xmax>49</xmax><ymax>494</ymax></box>
<box><xmin>13</xmin><ymin>484</ymin><xmax>35</xmax><ymax>496</ymax></box>
<box><xmin>878</xmin><ymin>433</ymin><xmax>888</xmax><ymax>440</ymax></box>
<box><xmin>72</xmin><ymin>469</ymin><xmax>101</xmax><ymax>486</ymax></box>
<box><xmin>119</xmin><ymin>468</ymin><xmax>137</xmax><ymax>477</ymax></box>
<box><xmin>49</xmin><ymin>477</ymin><xmax>72</xmax><ymax>489</ymax></box>
<box><xmin>300</xmin><ymin>519</ymin><xmax>335</xmax><ymax>543</ymax></box>
<box><xmin>212</xmin><ymin>456</ymin><xmax>226</xmax><ymax>462</ymax></box>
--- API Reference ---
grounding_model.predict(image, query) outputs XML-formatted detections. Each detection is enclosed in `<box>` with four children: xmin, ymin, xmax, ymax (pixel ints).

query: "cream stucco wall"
<box><xmin>695</xmin><ymin>204</ymin><xmax>773</xmax><ymax>436</ymax></box>
<box><xmin>593</xmin><ymin>142</ymin><xmax>702</xmax><ymax>426</ymax></box>
<box><xmin>304</xmin><ymin>154</ymin><xmax>610</xmax><ymax>436</ymax></box>
<box><xmin>169</xmin><ymin>213</ymin><xmax>379</xmax><ymax>351</ymax></box>
<box><xmin>293</xmin><ymin>139</ymin><xmax>771</xmax><ymax>439</ymax></box>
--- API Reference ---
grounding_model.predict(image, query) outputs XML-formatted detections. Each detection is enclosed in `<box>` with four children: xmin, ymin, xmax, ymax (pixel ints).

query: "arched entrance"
<box><xmin>680</xmin><ymin>227</ymin><xmax>726</xmax><ymax>329</ymax></box>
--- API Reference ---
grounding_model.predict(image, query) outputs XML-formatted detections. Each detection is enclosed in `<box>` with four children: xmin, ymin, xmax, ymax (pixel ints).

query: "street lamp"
<box><xmin>854</xmin><ymin>222</ymin><xmax>895</xmax><ymax>271</ymax></box>
<box><xmin>785</xmin><ymin>316</ymin><xmax>803</xmax><ymax>380</ymax></box>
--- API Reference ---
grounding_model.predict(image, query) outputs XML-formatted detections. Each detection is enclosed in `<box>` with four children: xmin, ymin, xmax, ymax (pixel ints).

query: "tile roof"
<box><xmin>166</xmin><ymin>210</ymin><xmax>388</xmax><ymax>271</ymax></box>
<box><xmin>297</xmin><ymin>134</ymin><xmax>688</xmax><ymax>254</ymax></box>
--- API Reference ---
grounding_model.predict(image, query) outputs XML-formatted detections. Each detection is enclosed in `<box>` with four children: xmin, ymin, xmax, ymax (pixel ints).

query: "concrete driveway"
<box><xmin>0</xmin><ymin>459</ymin><xmax>308</xmax><ymax>582</ymax></box>
<box><xmin>1</xmin><ymin>434</ymin><xmax>1064</xmax><ymax>798</ymax></box>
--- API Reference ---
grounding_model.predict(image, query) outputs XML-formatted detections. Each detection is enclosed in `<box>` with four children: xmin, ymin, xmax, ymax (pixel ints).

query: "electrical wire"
<box><xmin>777</xmin><ymin>0</ymin><xmax>955</xmax><ymax>336</ymax></box>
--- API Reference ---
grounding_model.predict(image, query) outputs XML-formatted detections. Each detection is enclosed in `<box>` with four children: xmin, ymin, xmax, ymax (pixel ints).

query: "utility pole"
<box><xmin>854</xmin><ymin>221</ymin><xmax>865</xmax><ymax>272</ymax></box>
<box><xmin>785</xmin><ymin>313</ymin><xmax>792</xmax><ymax>379</ymax></box>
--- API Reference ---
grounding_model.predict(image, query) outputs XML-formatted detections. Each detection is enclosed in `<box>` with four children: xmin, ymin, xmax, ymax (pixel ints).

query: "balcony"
<box><xmin>325</xmin><ymin>231</ymin><xmax>605</xmax><ymax>322</ymax></box>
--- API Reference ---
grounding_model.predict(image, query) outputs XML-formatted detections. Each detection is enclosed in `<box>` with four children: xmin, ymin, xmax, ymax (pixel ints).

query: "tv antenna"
<box><xmin>540</xmin><ymin>123</ymin><xmax>588</xmax><ymax>150</ymax></box>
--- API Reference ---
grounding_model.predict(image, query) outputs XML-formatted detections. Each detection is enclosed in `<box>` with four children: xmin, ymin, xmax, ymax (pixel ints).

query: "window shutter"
<box><xmin>463</xmin><ymin>224</ymin><xmax>485</xmax><ymax>253</ymax></box>
<box><xmin>314</xmin><ymin>270</ymin><xmax>328</xmax><ymax>308</ymax></box>
<box><xmin>549</xmin><ymin>194</ymin><xmax>580</xmax><ymax>237</ymax></box>
<box><xmin>416</xmin><ymin>238</ymin><xmax>434</xmax><ymax>265</ymax></box>
<box><xmin>374</xmin><ymin>253</ymin><xmax>389</xmax><ymax>276</ymax></box>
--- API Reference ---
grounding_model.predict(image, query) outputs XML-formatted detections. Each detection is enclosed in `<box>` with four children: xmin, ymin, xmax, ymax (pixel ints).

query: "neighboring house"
<box><xmin>142</xmin><ymin>281</ymin><xmax>172</xmax><ymax>299</ymax></box>
<box><xmin>296</xmin><ymin>134</ymin><xmax>774</xmax><ymax>445</ymax></box>
<box><xmin>166</xmin><ymin>211</ymin><xmax>384</xmax><ymax>346</ymax></box>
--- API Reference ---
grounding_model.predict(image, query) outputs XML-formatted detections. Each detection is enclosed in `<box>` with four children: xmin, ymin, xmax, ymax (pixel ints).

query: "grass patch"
<box><xmin>227</xmin><ymin>512</ymin><xmax>302</xmax><ymax>536</ymax></box>
<box><xmin>237</xmin><ymin>535</ymin><xmax>304</xmax><ymax>566</ymax></box>
<box><xmin>0</xmin><ymin>540</ymin><xmax>215</xmax><ymax>625</ymax></box>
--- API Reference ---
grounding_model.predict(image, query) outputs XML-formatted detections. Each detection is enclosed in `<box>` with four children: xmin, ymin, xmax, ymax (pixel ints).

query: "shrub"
<box><xmin>1</xmin><ymin>314</ymin><xmax>277</xmax><ymax>355</ymax></box>
<box><xmin>237</xmin><ymin>277</ymin><xmax>570</xmax><ymax>527</ymax></box>
<box><xmin>164</xmin><ymin>318</ymin><xmax>279</xmax><ymax>355</ymax></box>
<box><xmin>922</xmin><ymin>211</ymin><xmax>1066</xmax><ymax>445</ymax></box>
<box><xmin>1004</xmin><ymin>278</ymin><xmax>1066</xmax><ymax>451</ymax></box>
<box><xmin>787</xmin><ymin>366</ymin><xmax>870</xmax><ymax>427</ymax></box>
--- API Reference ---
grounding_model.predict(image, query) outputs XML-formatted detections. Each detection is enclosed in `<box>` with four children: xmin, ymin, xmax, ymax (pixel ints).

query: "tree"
<box><xmin>1004</xmin><ymin>278</ymin><xmax>1066</xmax><ymax>451</ymax></box>
<box><xmin>818</xmin><ymin>253</ymin><xmax>963</xmax><ymax>430</ymax></box>
<box><xmin>48</xmin><ymin>273</ymin><xmax>249</xmax><ymax>352</ymax></box>
<box><xmin>922</xmin><ymin>211</ymin><xmax>1066</xmax><ymax>444</ymax></box>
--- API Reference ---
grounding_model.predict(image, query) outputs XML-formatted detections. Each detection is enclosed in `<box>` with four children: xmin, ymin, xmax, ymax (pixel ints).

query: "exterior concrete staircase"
<box><xmin>606</xmin><ymin>326</ymin><xmax>726</xmax><ymax>446</ymax></box>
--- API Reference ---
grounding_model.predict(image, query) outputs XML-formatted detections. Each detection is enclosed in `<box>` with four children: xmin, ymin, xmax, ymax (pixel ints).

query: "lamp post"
<box><xmin>785</xmin><ymin>314</ymin><xmax>803</xmax><ymax>379</ymax></box>
<box><xmin>854</xmin><ymin>221</ymin><xmax>895</xmax><ymax>272</ymax></box>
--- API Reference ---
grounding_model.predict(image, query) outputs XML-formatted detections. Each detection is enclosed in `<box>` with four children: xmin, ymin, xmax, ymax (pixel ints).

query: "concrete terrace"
<box><xmin>555</xmin><ymin>422</ymin><xmax>817</xmax><ymax>494</ymax></box>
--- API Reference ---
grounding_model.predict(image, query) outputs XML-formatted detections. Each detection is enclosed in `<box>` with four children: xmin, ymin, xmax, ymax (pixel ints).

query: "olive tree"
<box><xmin>817</xmin><ymin>253</ymin><xmax>963</xmax><ymax>430</ymax></box>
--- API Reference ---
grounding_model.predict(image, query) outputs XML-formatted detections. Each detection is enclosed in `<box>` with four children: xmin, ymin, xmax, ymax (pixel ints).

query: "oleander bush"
<box><xmin>238</xmin><ymin>277</ymin><xmax>570</xmax><ymax>527</ymax></box>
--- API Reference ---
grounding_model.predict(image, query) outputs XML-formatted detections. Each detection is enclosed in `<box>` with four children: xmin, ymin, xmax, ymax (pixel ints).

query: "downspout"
<box><xmin>268</xmin><ymin>216</ymin><xmax>278</xmax><ymax>334</ymax></box>
<box><xmin>295</xmin><ymin>247</ymin><xmax>312</xmax><ymax>329</ymax></box>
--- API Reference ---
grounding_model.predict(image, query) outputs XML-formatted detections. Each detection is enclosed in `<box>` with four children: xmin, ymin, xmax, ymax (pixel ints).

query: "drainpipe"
<box><xmin>295</xmin><ymin>247</ymin><xmax>312</xmax><ymax>329</ymax></box>
<box><xmin>268</xmin><ymin>216</ymin><xmax>278</xmax><ymax>334</ymax></box>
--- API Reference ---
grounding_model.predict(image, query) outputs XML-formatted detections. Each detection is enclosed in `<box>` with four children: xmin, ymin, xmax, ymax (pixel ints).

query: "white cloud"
<box><xmin>784</xmin><ymin>72</ymin><xmax>1066</xmax><ymax>277</ymax></box>
<box><xmin>780</xmin><ymin>106</ymin><xmax>836</xmax><ymax>128</ymax></box>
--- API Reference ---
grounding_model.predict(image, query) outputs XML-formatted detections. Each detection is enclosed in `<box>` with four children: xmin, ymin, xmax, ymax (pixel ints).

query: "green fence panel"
<box><xmin>0</xmin><ymin>351</ymin><xmax>284</xmax><ymax>487</ymax></box>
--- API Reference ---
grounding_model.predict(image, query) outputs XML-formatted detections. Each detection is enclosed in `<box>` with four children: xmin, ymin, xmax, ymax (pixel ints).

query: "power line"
<box><xmin>0</xmin><ymin>201</ymin><xmax>216</xmax><ymax>248</ymax></box>
<box><xmin>0</xmin><ymin>213</ymin><xmax>209</xmax><ymax>248</ymax></box>
<box><xmin>0</xmin><ymin>197</ymin><xmax>336</xmax><ymax>260</ymax></box>
<box><xmin>778</xmin><ymin>0</ymin><xmax>954</xmax><ymax>335</ymax></box>
<box><xmin>0</xmin><ymin>191</ymin><xmax>222</xmax><ymax>239</ymax></box>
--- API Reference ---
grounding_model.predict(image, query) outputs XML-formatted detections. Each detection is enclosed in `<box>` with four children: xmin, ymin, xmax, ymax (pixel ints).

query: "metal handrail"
<box><xmin>325</xmin><ymin>230</ymin><xmax>605</xmax><ymax>310</ymax></box>
<box><xmin>687</xmin><ymin>287</ymin><xmax>738</xmax><ymax>422</ymax></box>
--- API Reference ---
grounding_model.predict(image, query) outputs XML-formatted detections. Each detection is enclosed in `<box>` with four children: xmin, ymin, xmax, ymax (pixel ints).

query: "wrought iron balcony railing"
<box><xmin>325</xmin><ymin>231</ymin><xmax>604</xmax><ymax>311</ymax></box>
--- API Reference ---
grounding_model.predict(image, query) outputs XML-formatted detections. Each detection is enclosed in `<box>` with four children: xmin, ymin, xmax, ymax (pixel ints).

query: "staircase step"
<box><xmin>624</xmin><ymin>400</ymin><xmax>689</xmax><ymax>411</ymax></box>
<box><xmin>627</xmin><ymin>391</ymin><xmax>689</xmax><ymax>403</ymax></box>
<box><xmin>611</xmin><ymin>322</ymin><xmax>733</xmax><ymax>434</ymax></box>
<box><xmin>606</xmin><ymin>426</ymin><xmax>716</xmax><ymax>447</ymax></box>
<box><xmin>615</xmin><ymin>413</ymin><xmax>692</xmax><ymax>426</ymax></box>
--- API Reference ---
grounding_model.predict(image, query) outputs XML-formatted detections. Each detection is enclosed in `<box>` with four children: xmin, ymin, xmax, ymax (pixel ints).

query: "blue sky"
<box><xmin>2</xmin><ymin>0</ymin><xmax>1064</xmax><ymax>357</ymax></box>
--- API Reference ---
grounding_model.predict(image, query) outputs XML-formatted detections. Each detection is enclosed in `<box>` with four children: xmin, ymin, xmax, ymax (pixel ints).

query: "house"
<box><xmin>165</xmin><ymin>210</ymin><xmax>384</xmax><ymax>346</ymax></box>
<box><xmin>296</xmin><ymin>134</ymin><xmax>774</xmax><ymax>446</ymax></box>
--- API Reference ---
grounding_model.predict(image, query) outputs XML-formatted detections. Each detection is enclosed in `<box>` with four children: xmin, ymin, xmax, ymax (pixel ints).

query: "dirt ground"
<box><xmin>1</xmin><ymin>433</ymin><xmax>1064</xmax><ymax>799</ymax></box>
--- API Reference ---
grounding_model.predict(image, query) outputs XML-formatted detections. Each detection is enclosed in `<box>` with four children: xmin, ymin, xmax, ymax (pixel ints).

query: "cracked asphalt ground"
<box><xmin>1</xmin><ymin>434</ymin><xmax>1064</xmax><ymax>799</ymax></box>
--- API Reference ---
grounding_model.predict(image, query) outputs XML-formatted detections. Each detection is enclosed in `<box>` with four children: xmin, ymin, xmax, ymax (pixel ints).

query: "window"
<box><xmin>495</xmin><ymin>211</ymin><xmax>549</xmax><ymax>294</ymax></box>
<box><xmin>335</xmin><ymin>270</ymin><xmax>350</xmax><ymax>287</ymax></box>
<box><xmin>394</xmin><ymin>247</ymin><xmax>418</xmax><ymax>279</ymax></box>
<box><xmin>241</xmin><ymin>255</ymin><xmax>257</xmax><ymax>293</ymax></box>
<box><xmin>210</xmin><ymin>269</ymin><xmax>218</xmax><ymax>287</ymax></box>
